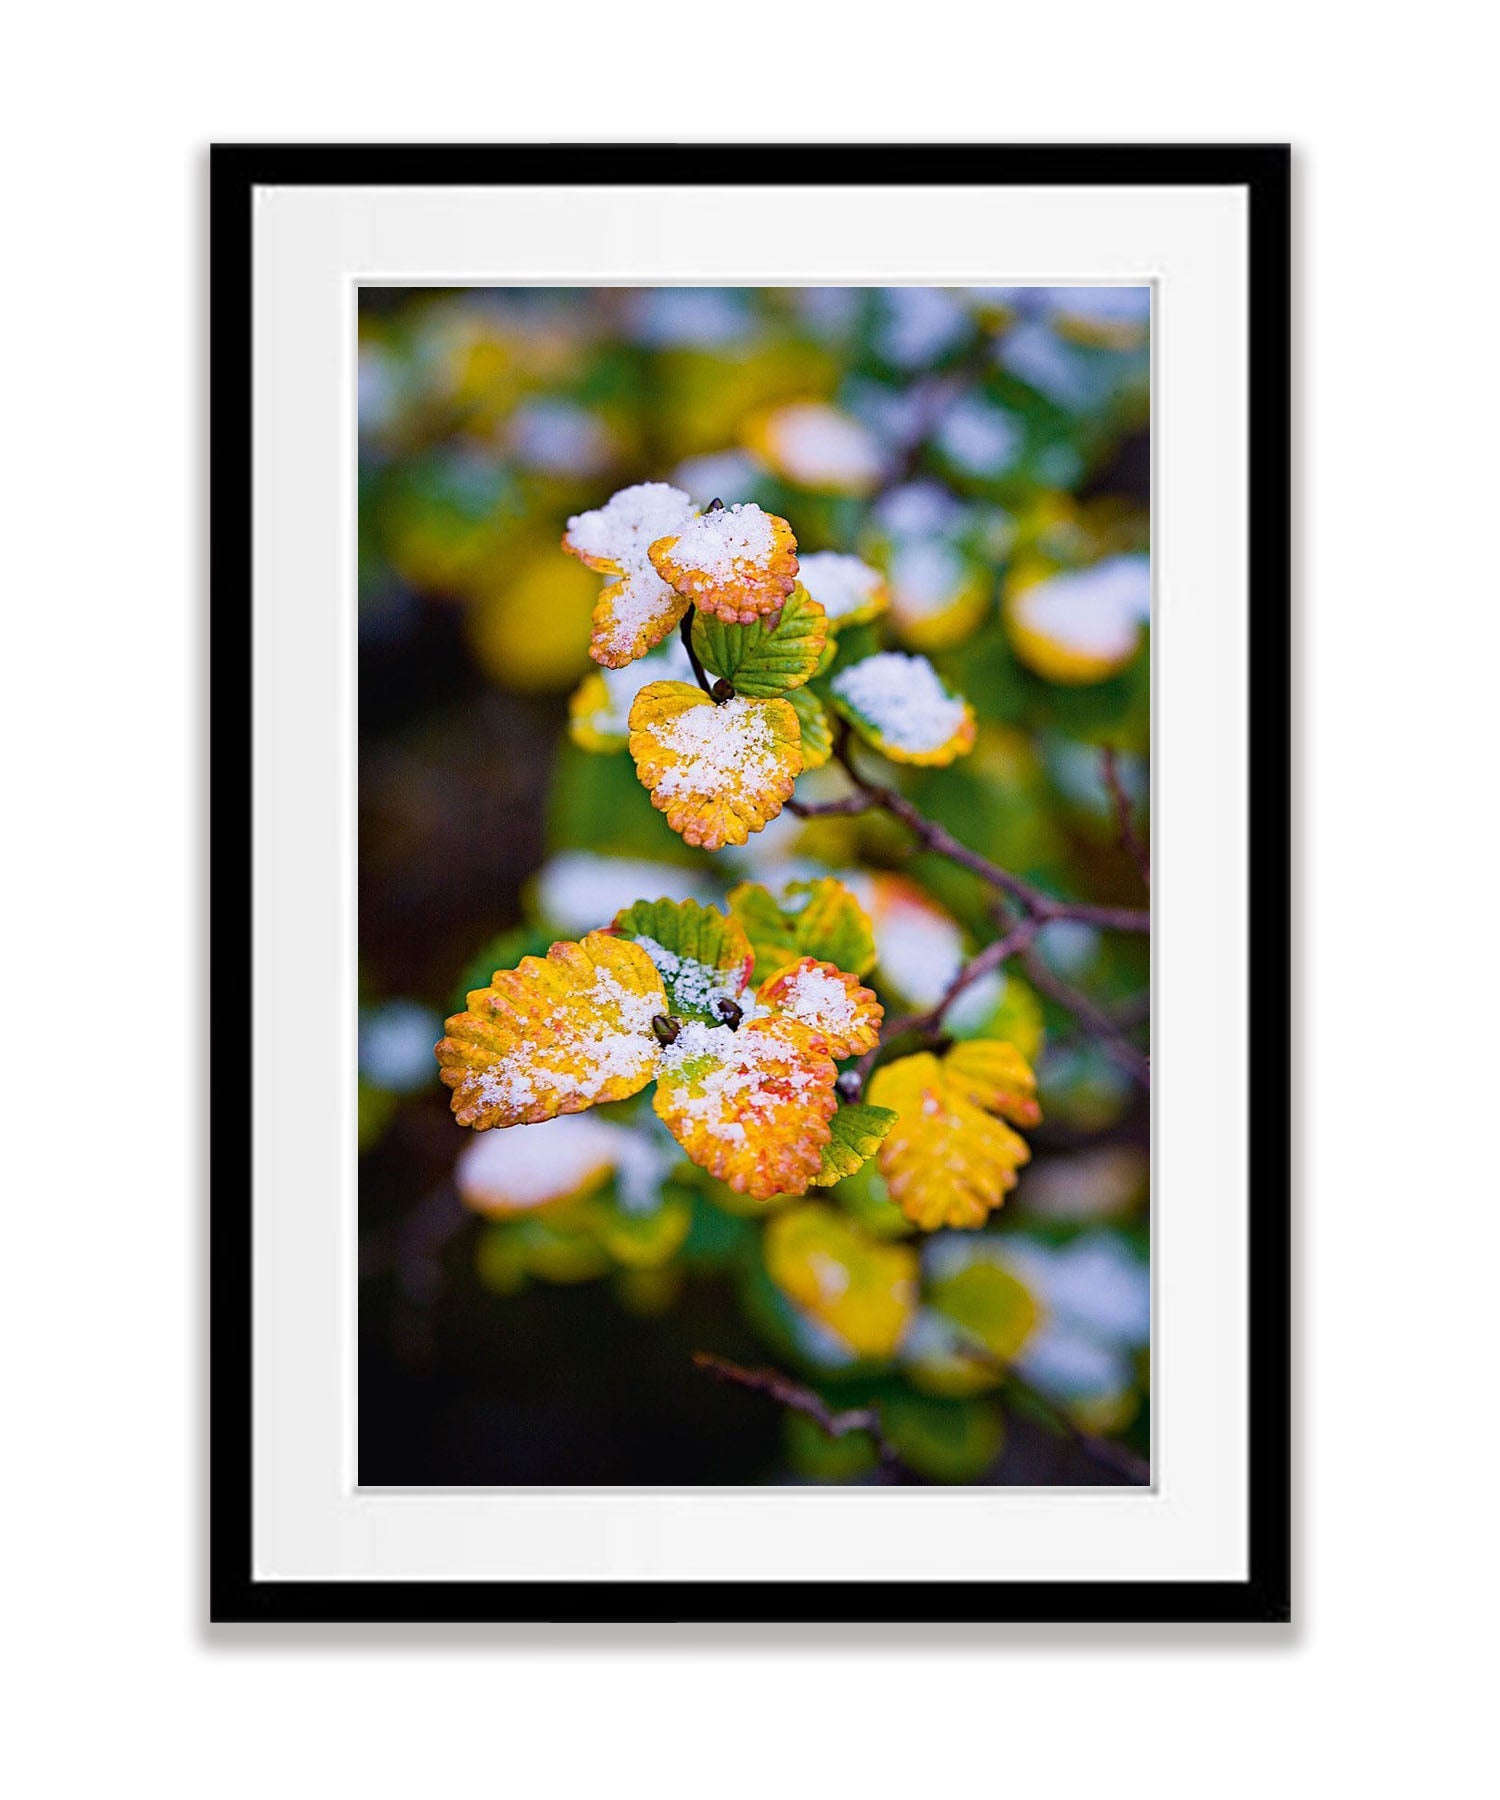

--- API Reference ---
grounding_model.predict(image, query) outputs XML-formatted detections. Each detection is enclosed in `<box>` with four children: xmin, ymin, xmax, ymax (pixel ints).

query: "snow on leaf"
<box><xmin>828</xmin><ymin>651</ymin><xmax>977</xmax><ymax>767</ymax></box>
<box><xmin>796</xmin><ymin>550</ymin><xmax>889</xmax><ymax>630</ymax></box>
<box><xmin>815</xmin><ymin>1102</ymin><xmax>900</xmax><ymax>1186</ymax></box>
<box><xmin>455</xmin><ymin>1112</ymin><xmax>626</xmax><ymax>1218</ymax></box>
<box><xmin>611</xmin><ymin>896</ymin><xmax>754</xmax><ymax>1024</ymax></box>
<box><xmin>785</xmin><ymin>684</ymin><xmax>834</xmax><ymax>769</ymax></box>
<box><xmin>648</xmin><ymin>501</ymin><xmax>799</xmax><ymax>625</ymax></box>
<box><xmin>628</xmin><ymin>680</ymin><xmax>802</xmax><ymax>850</ymax></box>
<box><xmin>1003</xmin><ymin>557</ymin><xmax>1149</xmax><ymax>685</ymax></box>
<box><xmin>727</xmin><ymin>876</ymin><xmax>877</xmax><ymax>982</ymax></box>
<box><xmin>757</xmin><ymin>956</ymin><xmax>882</xmax><ymax>1059</ymax></box>
<box><xmin>563</xmin><ymin>481</ymin><xmax>699</xmax><ymax>669</ymax></box>
<box><xmin>652</xmin><ymin>1015</ymin><xmax>838</xmax><ymax>1200</ymax></box>
<box><xmin>690</xmin><ymin>582</ymin><xmax>828</xmax><ymax>698</ymax></box>
<box><xmin>436</xmin><ymin>932</ymin><xmax>666</xmax><ymax>1128</ymax></box>
<box><xmin>763</xmin><ymin>1203</ymin><xmax>918</xmax><ymax>1359</ymax></box>
<box><xmin>867</xmin><ymin>1039</ymin><xmax>1041</xmax><ymax>1229</ymax></box>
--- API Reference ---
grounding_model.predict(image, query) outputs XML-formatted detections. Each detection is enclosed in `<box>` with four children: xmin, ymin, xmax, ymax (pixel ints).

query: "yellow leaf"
<box><xmin>1003</xmin><ymin>558</ymin><xmax>1148</xmax><ymax>686</ymax></box>
<box><xmin>868</xmin><ymin>1040</ymin><xmax>1041</xmax><ymax>1229</ymax></box>
<box><xmin>764</xmin><ymin>1203</ymin><xmax>919</xmax><ymax>1359</ymax></box>
<box><xmin>757</xmin><ymin>956</ymin><xmax>882</xmax><ymax>1059</ymax></box>
<box><xmin>653</xmin><ymin>1015</ymin><xmax>838</xmax><ymax>1200</ymax></box>
<box><xmin>562</xmin><ymin>482</ymin><xmax>699</xmax><ymax>669</ymax></box>
<box><xmin>828</xmin><ymin>651</ymin><xmax>976</xmax><ymax>767</ymax></box>
<box><xmin>628</xmin><ymin>680</ymin><xmax>802</xmax><ymax>850</ymax></box>
<box><xmin>648</xmin><ymin>502</ymin><xmax>799</xmax><ymax>625</ymax></box>
<box><xmin>436</xmin><ymin>932</ymin><xmax>666</xmax><ymax>1128</ymax></box>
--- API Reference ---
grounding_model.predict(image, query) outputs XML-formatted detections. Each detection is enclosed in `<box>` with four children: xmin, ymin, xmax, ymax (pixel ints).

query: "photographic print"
<box><xmin>357</xmin><ymin>283</ymin><xmax>1154</xmax><ymax>1489</ymax></box>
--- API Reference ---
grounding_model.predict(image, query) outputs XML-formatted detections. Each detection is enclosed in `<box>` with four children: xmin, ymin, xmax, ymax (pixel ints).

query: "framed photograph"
<box><xmin>212</xmin><ymin>143</ymin><xmax>1289</xmax><ymax>1623</ymax></box>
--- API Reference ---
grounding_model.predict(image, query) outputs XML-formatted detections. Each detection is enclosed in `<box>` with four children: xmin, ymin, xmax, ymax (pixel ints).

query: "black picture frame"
<box><xmin>210</xmin><ymin>142</ymin><xmax>1290</xmax><ymax>1626</ymax></box>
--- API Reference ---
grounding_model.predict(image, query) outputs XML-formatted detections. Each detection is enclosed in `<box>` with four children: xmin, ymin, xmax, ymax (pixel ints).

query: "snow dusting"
<box><xmin>659</xmin><ymin>1018</ymin><xmax>825</xmax><ymax>1145</ymax></box>
<box><xmin>455</xmin><ymin>1112</ymin><xmax>627</xmax><ymax>1214</ymax></box>
<box><xmin>655</xmin><ymin>501</ymin><xmax>774</xmax><ymax>580</ymax></box>
<box><xmin>651</xmin><ymin>695</ymin><xmax>780</xmax><ymax>801</ymax></box>
<box><xmin>565</xmin><ymin>482</ymin><xmax>697</xmax><ymax>659</ymax></box>
<box><xmin>830</xmin><ymin>652</ymin><xmax>968</xmax><ymax>754</ymax></box>
<box><xmin>632</xmin><ymin>935</ymin><xmax>745</xmax><ymax>1019</ymax></box>
<box><xmin>1012</xmin><ymin>556</ymin><xmax>1150</xmax><ymax>657</ymax></box>
<box><xmin>796</xmin><ymin>551</ymin><xmax>885</xmax><ymax>623</ymax></box>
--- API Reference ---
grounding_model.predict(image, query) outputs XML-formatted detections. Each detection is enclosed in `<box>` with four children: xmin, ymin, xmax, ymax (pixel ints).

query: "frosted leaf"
<box><xmin>436</xmin><ymin>932</ymin><xmax>667</xmax><ymax>1128</ymax></box>
<box><xmin>829</xmin><ymin>652</ymin><xmax>976</xmax><ymax>766</ymax></box>
<box><xmin>653</xmin><ymin>1015</ymin><xmax>838</xmax><ymax>1200</ymax></box>
<box><xmin>648</xmin><ymin>502</ymin><xmax>799</xmax><ymax>625</ymax></box>
<box><xmin>455</xmin><ymin>1111</ymin><xmax>631</xmax><ymax>1217</ymax></box>
<box><xmin>757</xmin><ymin>956</ymin><xmax>882</xmax><ymax>1060</ymax></box>
<box><xmin>795</xmin><ymin>551</ymin><xmax>889</xmax><ymax>628</ymax></box>
<box><xmin>748</xmin><ymin>402</ymin><xmax>884</xmax><ymax>496</ymax></box>
<box><xmin>628</xmin><ymin>680</ymin><xmax>803</xmax><ymax>850</ymax></box>
<box><xmin>1005</xmin><ymin>556</ymin><xmax>1150</xmax><ymax>685</ymax></box>
<box><xmin>563</xmin><ymin>481</ymin><xmax>699</xmax><ymax>668</ymax></box>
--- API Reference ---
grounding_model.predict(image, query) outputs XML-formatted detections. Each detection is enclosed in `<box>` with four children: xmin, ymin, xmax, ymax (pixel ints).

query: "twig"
<box><xmin>793</xmin><ymin>728</ymin><xmax>1150</xmax><ymax>935</ymax></box>
<box><xmin>1100</xmin><ymin>745</ymin><xmax>1150</xmax><ymax>888</ymax></box>
<box><xmin>1020</xmin><ymin>943</ymin><xmax>1151</xmax><ymax>1087</ymax></box>
<box><xmin>679</xmin><ymin>605</ymin><xmax>717</xmax><ymax>699</ymax></box>
<box><xmin>691</xmin><ymin>1351</ymin><xmax>1150</xmax><ymax>1486</ymax></box>
<box><xmin>999</xmin><ymin>1363</ymin><xmax>1151</xmax><ymax>1485</ymax></box>
<box><xmin>849</xmin><ymin>917</ymin><xmax>1042</xmax><ymax>1092</ymax></box>
<box><xmin>691</xmin><ymin>1352</ymin><xmax>898</xmax><ymax>1462</ymax></box>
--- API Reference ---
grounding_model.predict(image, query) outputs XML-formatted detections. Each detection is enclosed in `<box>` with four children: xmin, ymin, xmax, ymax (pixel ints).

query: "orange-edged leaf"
<box><xmin>757</xmin><ymin>956</ymin><xmax>882</xmax><ymax>1059</ymax></box>
<box><xmin>795</xmin><ymin>550</ymin><xmax>889</xmax><ymax>630</ymax></box>
<box><xmin>763</xmin><ymin>1203</ymin><xmax>918</xmax><ymax>1359</ymax></box>
<box><xmin>652</xmin><ymin>1015</ymin><xmax>838</xmax><ymax>1200</ymax></box>
<box><xmin>690</xmin><ymin>583</ymin><xmax>828</xmax><ymax>697</ymax></box>
<box><xmin>436</xmin><ymin>932</ymin><xmax>666</xmax><ymax>1128</ymax></box>
<box><xmin>867</xmin><ymin>1039</ymin><xmax>1041</xmax><ymax>1229</ymax></box>
<box><xmin>815</xmin><ymin>1102</ymin><xmax>899</xmax><ymax>1186</ymax></box>
<box><xmin>727</xmin><ymin>875</ymin><xmax>877</xmax><ymax>982</ymax></box>
<box><xmin>611</xmin><ymin>897</ymin><xmax>754</xmax><ymax>1024</ymax></box>
<box><xmin>563</xmin><ymin>481</ymin><xmax>698</xmax><ymax>669</ymax></box>
<box><xmin>648</xmin><ymin>502</ymin><xmax>799</xmax><ymax>626</ymax></box>
<box><xmin>628</xmin><ymin>681</ymin><xmax>802</xmax><ymax>850</ymax></box>
<box><xmin>828</xmin><ymin>651</ymin><xmax>976</xmax><ymax>767</ymax></box>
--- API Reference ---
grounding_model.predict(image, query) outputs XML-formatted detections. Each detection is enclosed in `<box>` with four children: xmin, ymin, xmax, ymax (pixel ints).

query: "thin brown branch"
<box><xmin>692</xmin><ymin>1352</ymin><xmax>897</xmax><ymax>1462</ymax></box>
<box><xmin>679</xmin><ymin>605</ymin><xmax>717</xmax><ymax>698</ymax></box>
<box><xmin>1100</xmin><ymin>745</ymin><xmax>1150</xmax><ymax>887</ymax></box>
<box><xmin>1020</xmin><ymin>943</ymin><xmax>1151</xmax><ymax>1087</ymax></box>
<box><xmin>999</xmin><ymin>1363</ymin><xmax>1151</xmax><ymax>1485</ymax></box>
<box><xmin>849</xmin><ymin>917</ymin><xmax>1042</xmax><ymax>1092</ymax></box>
<box><xmin>808</xmin><ymin>731</ymin><xmax>1150</xmax><ymax>935</ymax></box>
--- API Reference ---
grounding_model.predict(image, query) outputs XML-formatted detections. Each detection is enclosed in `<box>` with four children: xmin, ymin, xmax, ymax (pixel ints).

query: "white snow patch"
<box><xmin>830</xmin><ymin>652</ymin><xmax>968</xmax><ymax>754</ymax></box>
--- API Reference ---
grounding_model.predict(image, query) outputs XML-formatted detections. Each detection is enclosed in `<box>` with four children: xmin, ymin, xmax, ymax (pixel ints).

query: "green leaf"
<box><xmin>691</xmin><ymin>583</ymin><xmax>828</xmax><ymax>697</ymax></box>
<box><xmin>728</xmin><ymin>876</ymin><xmax>877</xmax><ymax>982</ymax></box>
<box><xmin>928</xmin><ymin>1262</ymin><xmax>1039</xmax><ymax>1363</ymax></box>
<box><xmin>817</xmin><ymin>1103</ymin><xmax>899</xmax><ymax>1185</ymax></box>
<box><xmin>611</xmin><ymin>896</ymin><xmax>754</xmax><ymax>1022</ymax></box>
<box><xmin>786</xmin><ymin>684</ymin><xmax>834</xmax><ymax>770</ymax></box>
<box><xmin>883</xmin><ymin>1392</ymin><xmax>1005</xmax><ymax>1482</ymax></box>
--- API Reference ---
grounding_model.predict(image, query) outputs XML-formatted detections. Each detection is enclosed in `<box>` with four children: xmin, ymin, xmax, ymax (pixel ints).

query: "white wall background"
<box><xmin>4</xmin><ymin>5</ymin><xmax>1495</xmax><ymax>1795</ymax></box>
